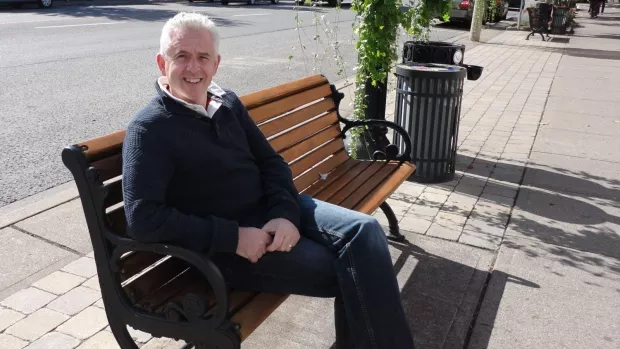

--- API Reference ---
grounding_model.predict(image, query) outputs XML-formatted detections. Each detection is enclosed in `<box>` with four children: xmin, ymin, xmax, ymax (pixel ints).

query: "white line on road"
<box><xmin>35</xmin><ymin>22</ymin><xmax>124</xmax><ymax>29</ymax></box>
<box><xmin>232</xmin><ymin>13</ymin><xmax>272</xmax><ymax>17</ymax></box>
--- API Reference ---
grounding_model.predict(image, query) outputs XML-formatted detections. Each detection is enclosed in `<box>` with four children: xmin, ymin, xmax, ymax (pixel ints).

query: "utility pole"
<box><xmin>469</xmin><ymin>0</ymin><xmax>485</xmax><ymax>42</ymax></box>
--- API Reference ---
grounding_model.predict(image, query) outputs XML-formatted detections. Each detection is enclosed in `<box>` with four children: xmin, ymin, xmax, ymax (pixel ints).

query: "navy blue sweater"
<box><xmin>122</xmin><ymin>82</ymin><xmax>300</xmax><ymax>255</ymax></box>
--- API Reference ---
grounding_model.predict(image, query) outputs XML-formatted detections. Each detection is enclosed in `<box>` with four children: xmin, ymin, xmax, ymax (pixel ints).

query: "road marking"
<box><xmin>35</xmin><ymin>22</ymin><xmax>123</xmax><ymax>29</ymax></box>
<box><xmin>233</xmin><ymin>13</ymin><xmax>272</xmax><ymax>17</ymax></box>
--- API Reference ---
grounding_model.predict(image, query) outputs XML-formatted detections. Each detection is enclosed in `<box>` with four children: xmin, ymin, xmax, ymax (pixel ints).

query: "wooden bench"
<box><xmin>62</xmin><ymin>75</ymin><xmax>416</xmax><ymax>349</ymax></box>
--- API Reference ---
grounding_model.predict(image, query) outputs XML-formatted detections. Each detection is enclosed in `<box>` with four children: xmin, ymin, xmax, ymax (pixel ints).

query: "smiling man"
<box><xmin>122</xmin><ymin>12</ymin><xmax>415</xmax><ymax>349</ymax></box>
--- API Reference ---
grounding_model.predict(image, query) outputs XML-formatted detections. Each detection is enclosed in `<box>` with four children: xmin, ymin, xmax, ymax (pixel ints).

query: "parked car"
<box><xmin>0</xmin><ymin>0</ymin><xmax>53</xmax><ymax>8</ymax></box>
<box><xmin>450</xmin><ymin>0</ymin><xmax>509</xmax><ymax>24</ymax></box>
<box><xmin>188</xmin><ymin>0</ymin><xmax>280</xmax><ymax>4</ymax></box>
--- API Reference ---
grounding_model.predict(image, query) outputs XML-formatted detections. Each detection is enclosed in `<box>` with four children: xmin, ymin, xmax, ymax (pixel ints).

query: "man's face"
<box><xmin>156</xmin><ymin>27</ymin><xmax>221</xmax><ymax>105</ymax></box>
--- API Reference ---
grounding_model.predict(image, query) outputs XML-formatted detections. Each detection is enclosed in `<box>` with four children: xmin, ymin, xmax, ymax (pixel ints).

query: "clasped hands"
<box><xmin>236</xmin><ymin>218</ymin><xmax>300</xmax><ymax>263</ymax></box>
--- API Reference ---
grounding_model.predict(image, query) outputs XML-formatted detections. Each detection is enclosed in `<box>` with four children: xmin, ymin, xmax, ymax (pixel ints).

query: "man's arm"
<box><xmin>122</xmin><ymin>122</ymin><xmax>239</xmax><ymax>255</ymax></box>
<box><xmin>231</xmin><ymin>93</ymin><xmax>301</xmax><ymax>229</ymax></box>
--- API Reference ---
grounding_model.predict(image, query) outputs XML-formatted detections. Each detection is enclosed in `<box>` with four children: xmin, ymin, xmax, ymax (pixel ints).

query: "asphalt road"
<box><xmin>0</xmin><ymin>1</ymin><xmax>469</xmax><ymax>207</ymax></box>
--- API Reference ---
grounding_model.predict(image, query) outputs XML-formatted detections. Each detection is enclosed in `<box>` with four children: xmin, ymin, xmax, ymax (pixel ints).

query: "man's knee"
<box><xmin>353</xmin><ymin>215</ymin><xmax>387</xmax><ymax>244</ymax></box>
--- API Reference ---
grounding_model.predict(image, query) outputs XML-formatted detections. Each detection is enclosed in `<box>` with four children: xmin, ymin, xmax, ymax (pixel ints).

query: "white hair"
<box><xmin>159</xmin><ymin>12</ymin><xmax>220</xmax><ymax>57</ymax></box>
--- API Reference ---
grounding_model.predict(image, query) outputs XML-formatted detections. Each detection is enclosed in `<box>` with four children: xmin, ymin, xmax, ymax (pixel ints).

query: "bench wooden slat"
<box><xmin>248</xmin><ymin>84</ymin><xmax>332</xmax><ymax>124</ymax></box>
<box><xmin>269</xmin><ymin>111</ymin><xmax>338</xmax><ymax>153</ymax></box>
<box><xmin>281</xmin><ymin>124</ymin><xmax>342</xmax><ymax>164</ymax></box>
<box><xmin>118</xmin><ymin>252</ymin><xmax>166</xmax><ymax>284</ymax></box>
<box><xmin>123</xmin><ymin>257</ymin><xmax>191</xmax><ymax>304</ymax></box>
<box><xmin>289</xmin><ymin>138</ymin><xmax>344</xmax><ymax>178</ymax></box>
<box><xmin>240</xmin><ymin>75</ymin><xmax>328</xmax><ymax>111</ymax></box>
<box><xmin>354</xmin><ymin>162</ymin><xmax>416</xmax><ymax>215</ymax></box>
<box><xmin>90</xmin><ymin>153</ymin><xmax>122</xmax><ymax>182</ymax></box>
<box><xmin>325</xmin><ymin>162</ymin><xmax>386</xmax><ymax>206</ymax></box>
<box><xmin>78</xmin><ymin>130</ymin><xmax>126</xmax><ymax>161</ymax></box>
<box><xmin>106</xmin><ymin>206</ymin><xmax>127</xmax><ymax>236</ymax></box>
<box><xmin>312</xmin><ymin>161</ymin><xmax>373</xmax><ymax>201</ymax></box>
<box><xmin>103</xmin><ymin>180</ymin><xmax>123</xmax><ymax>209</ymax></box>
<box><xmin>259</xmin><ymin>99</ymin><xmax>335</xmax><ymax>139</ymax></box>
<box><xmin>232</xmin><ymin>293</ymin><xmax>289</xmax><ymax>341</ymax></box>
<box><xmin>301</xmin><ymin>158</ymin><xmax>362</xmax><ymax>197</ymax></box>
<box><xmin>293</xmin><ymin>151</ymin><xmax>349</xmax><ymax>192</ymax></box>
<box><xmin>339</xmin><ymin>162</ymin><xmax>401</xmax><ymax>210</ymax></box>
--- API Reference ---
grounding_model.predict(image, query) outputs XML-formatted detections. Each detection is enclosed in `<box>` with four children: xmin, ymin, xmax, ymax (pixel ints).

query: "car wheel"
<box><xmin>221</xmin><ymin>0</ymin><xmax>229</xmax><ymax>4</ymax></box>
<box><xmin>38</xmin><ymin>0</ymin><xmax>53</xmax><ymax>8</ymax></box>
<box><xmin>328</xmin><ymin>0</ymin><xmax>341</xmax><ymax>6</ymax></box>
<box><xmin>271</xmin><ymin>0</ymin><xmax>279</xmax><ymax>3</ymax></box>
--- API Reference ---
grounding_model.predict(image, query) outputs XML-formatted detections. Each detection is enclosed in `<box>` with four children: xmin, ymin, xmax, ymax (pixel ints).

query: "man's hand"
<box><xmin>236</xmin><ymin>227</ymin><xmax>273</xmax><ymax>263</ymax></box>
<box><xmin>263</xmin><ymin>218</ymin><xmax>300</xmax><ymax>252</ymax></box>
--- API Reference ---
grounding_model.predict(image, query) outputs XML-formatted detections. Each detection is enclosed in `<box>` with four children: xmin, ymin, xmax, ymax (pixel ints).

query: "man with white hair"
<box><xmin>122</xmin><ymin>12</ymin><xmax>415</xmax><ymax>349</ymax></box>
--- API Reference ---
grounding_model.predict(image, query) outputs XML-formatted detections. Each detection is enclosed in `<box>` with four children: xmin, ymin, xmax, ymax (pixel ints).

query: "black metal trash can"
<box><xmin>403</xmin><ymin>41</ymin><xmax>466</xmax><ymax>66</ymax></box>
<box><xmin>393</xmin><ymin>63</ymin><xmax>467</xmax><ymax>183</ymax></box>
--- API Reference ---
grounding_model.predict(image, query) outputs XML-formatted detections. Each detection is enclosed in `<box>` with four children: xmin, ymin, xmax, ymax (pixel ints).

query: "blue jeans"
<box><xmin>212</xmin><ymin>194</ymin><xmax>415</xmax><ymax>349</ymax></box>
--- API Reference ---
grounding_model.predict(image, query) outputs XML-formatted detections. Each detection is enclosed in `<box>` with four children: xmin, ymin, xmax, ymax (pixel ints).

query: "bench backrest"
<box><xmin>62</xmin><ymin>75</ymin><xmax>348</xmax><ymax>314</ymax></box>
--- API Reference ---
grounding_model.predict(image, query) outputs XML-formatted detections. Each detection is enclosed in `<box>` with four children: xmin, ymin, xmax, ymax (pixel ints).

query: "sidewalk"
<box><xmin>1</xmin><ymin>7</ymin><xmax>620</xmax><ymax>349</ymax></box>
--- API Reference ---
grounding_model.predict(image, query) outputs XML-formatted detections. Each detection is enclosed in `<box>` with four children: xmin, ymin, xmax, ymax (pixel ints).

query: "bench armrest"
<box><xmin>109</xmin><ymin>237</ymin><xmax>230</xmax><ymax>329</ymax></box>
<box><xmin>339</xmin><ymin>117</ymin><xmax>413</xmax><ymax>162</ymax></box>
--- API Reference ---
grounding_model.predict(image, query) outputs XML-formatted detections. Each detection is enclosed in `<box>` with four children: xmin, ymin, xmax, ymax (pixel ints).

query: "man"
<box><xmin>122</xmin><ymin>12</ymin><xmax>414</xmax><ymax>349</ymax></box>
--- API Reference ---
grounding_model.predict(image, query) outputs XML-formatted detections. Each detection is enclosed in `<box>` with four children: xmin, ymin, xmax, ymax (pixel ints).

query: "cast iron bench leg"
<box><xmin>108</xmin><ymin>318</ymin><xmax>139</xmax><ymax>349</ymax></box>
<box><xmin>380</xmin><ymin>202</ymin><xmax>406</xmax><ymax>243</ymax></box>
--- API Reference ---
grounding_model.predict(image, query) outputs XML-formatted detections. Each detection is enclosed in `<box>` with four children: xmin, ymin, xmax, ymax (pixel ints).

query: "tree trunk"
<box><xmin>469</xmin><ymin>0</ymin><xmax>485</xmax><ymax>42</ymax></box>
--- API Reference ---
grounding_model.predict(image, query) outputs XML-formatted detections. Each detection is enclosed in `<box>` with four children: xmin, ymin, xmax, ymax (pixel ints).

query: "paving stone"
<box><xmin>479</xmin><ymin>192</ymin><xmax>516</xmax><ymax>207</ymax></box>
<box><xmin>32</xmin><ymin>271</ymin><xmax>86</xmax><ymax>295</ymax></box>
<box><xmin>85</xmin><ymin>252</ymin><xmax>95</xmax><ymax>259</ymax></box>
<box><xmin>0</xmin><ymin>333</ymin><xmax>28</xmax><ymax>349</ymax></box>
<box><xmin>427</xmin><ymin>223</ymin><xmax>462</xmax><ymax>241</ymax></box>
<box><xmin>0</xmin><ymin>307</ymin><xmax>26</xmax><ymax>332</ymax></box>
<box><xmin>128</xmin><ymin>326</ymin><xmax>152</xmax><ymax>343</ymax></box>
<box><xmin>1</xmin><ymin>287</ymin><xmax>56</xmax><ymax>314</ymax></box>
<box><xmin>81</xmin><ymin>276</ymin><xmax>100</xmax><ymax>292</ymax></box>
<box><xmin>406</xmin><ymin>203</ymin><xmax>441</xmax><ymax>217</ymax></box>
<box><xmin>57</xmin><ymin>307</ymin><xmax>108</xmax><ymax>339</ymax></box>
<box><xmin>25</xmin><ymin>332</ymin><xmax>80</xmax><ymax>349</ymax></box>
<box><xmin>483</xmin><ymin>182</ymin><xmax>518</xmax><ymax>199</ymax></box>
<box><xmin>400</xmin><ymin>215</ymin><xmax>433</xmax><ymax>235</ymax></box>
<box><xmin>5</xmin><ymin>308</ymin><xmax>69</xmax><ymax>341</ymax></box>
<box><xmin>76</xmin><ymin>331</ymin><xmax>120</xmax><ymax>349</ymax></box>
<box><xmin>92</xmin><ymin>299</ymin><xmax>105</xmax><ymax>309</ymax></box>
<box><xmin>46</xmin><ymin>286</ymin><xmax>101</xmax><ymax>316</ymax></box>
<box><xmin>463</xmin><ymin>218</ymin><xmax>506</xmax><ymax>237</ymax></box>
<box><xmin>459</xmin><ymin>230</ymin><xmax>502</xmax><ymax>250</ymax></box>
<box><xmin>141</xmin><ymin>337</ymin><xmax>187</xmax><ymax>349</ymax></box>
<box><xmin>417</xmin><ymin>192</ymin><xmax>449</xmax><ymax>206</ymax></box>
<box><xmin>61</xmin><ymin>257</ymin><xmax>97</xmax><ymax>278</ymax></box>
<box><xmin>435</xmin><ymin>212</ymin><xmax>469</xmax><ymax>227</ymax></box>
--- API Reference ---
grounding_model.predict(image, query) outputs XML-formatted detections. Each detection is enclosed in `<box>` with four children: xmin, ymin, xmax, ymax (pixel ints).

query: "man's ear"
<box><xmin>214</xmin><ymin>54</ymin><xmax>221</xmax><ymax>75</ymax></box>
<box><xmin>156</xmin><ymin>54</ymin><xmax>167</xmax><ymax>76</ymax></box>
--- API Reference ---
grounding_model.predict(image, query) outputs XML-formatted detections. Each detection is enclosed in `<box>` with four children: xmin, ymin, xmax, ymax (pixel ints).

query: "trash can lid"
<box><xmin>396</xmin><ymin>63</ymin><xmax>467</xmax><ymax>78</ymax></box>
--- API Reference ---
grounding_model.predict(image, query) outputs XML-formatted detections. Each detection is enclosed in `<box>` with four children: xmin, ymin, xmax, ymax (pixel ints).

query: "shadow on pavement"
<box><xmin>320</xmin><ymin>240</ymin><xmax>539</xmax><ymax>349</ymax></box>
<box><xmin>440</xmin><ymin>153</ymin><xmax>620</xmax><ymax>275</ymax></box>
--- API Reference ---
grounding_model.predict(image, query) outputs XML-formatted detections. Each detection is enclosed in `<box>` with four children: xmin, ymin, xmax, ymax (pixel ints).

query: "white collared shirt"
<box><xmin>157</xmin><ymin>77</ymin><xmax>226</xmax><ymax>118</ymax></box>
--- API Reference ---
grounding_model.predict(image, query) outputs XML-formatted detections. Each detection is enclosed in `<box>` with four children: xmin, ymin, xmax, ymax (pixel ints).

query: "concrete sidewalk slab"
<box><xmin>538</xmin><ymin>110</ymin><xmax>620</xmax><ymax>137</ymax></box>
<box><xmin>525</xmin><ymin>152</ymin><xmax>620</xmax><ymax>200</ymax></box>
<box><xmin>468</xmin><ymin>235</ymin><xmax>620</xmax><ymax>349</ymax></box>
<box><xmin>533</xmin><ymin>127</ymin><xmax>620</xmax><ymax>162</ymax></box>
<box><xmin>0</xmin><ymin>227</ymin><xmax>76</xmax><ymax>299</ymax></box>
<box><xmin>14</xmin><ymin>199</ymin><xmax>90</xmax><ymax>254</ymax></box>
<box><xmin>507</xmin><ymin>184</ymin><xmax>620</xmax><ymax>259</ymax></box>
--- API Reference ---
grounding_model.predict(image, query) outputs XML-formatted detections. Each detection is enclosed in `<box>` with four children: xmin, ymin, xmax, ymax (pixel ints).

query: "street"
<box><xmin>0</xmin><ymin>1</ymin><xmax>469</xmax><ymax>207</ymax></box>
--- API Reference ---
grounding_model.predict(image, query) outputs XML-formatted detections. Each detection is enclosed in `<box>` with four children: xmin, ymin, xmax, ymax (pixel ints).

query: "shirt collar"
<box><xmin>157</xmin><ymin>76</ymin><xmax>226</xmax><ymax>118</ymax></box>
